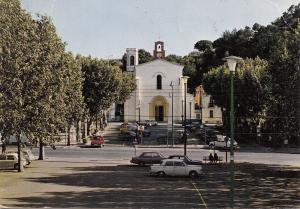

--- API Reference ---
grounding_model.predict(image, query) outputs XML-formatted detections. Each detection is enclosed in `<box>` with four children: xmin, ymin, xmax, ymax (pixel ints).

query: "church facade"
<box><xmin>121</xmin><ymin>41</ymin><xmax>195</xmax><ymax>123</ymax></box>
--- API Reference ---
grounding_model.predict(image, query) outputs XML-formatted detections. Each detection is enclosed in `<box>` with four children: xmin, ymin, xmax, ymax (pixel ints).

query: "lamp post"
<box><xmin>189</xmin><ymin>101</ymin><xmax>192</xmax><ymax>123</ymax></box>
<box><xmin>138</xmin><ymin>100</ymin><xmax>141</xmax><ymax>125</ymax></box>
<box><xmin>184</xmin><ymin>81</ymin><xmax>187</xmax><ymax>156</ymax></box>
<box><xmin>181</xmin><ymin>100</ymin><xmax>184</xmax><ymax>124</ymax></box>
<box><xmin>170</xmin><ymin>81</ymin><xmax>174</xmax><ymax>147</ymax></box>
<box><xmin>223</xmin><ymin>56</ymin><xmax>242</xmax><ymax>208</ymax></box>
<box><xmin>182</xmin><ymin>76</ymin><xmax>189</xmax><ymax>156</ymax></box>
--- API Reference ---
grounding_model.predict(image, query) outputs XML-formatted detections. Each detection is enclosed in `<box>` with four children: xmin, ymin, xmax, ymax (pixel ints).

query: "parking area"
<box><xmin>1</xmin><ymin>158</ymin><xmax>299</xmax><ymax>208</ymax></box>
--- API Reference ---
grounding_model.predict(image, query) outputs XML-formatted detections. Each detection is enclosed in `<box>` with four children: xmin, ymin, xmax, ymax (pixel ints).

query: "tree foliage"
<box><xmin>81</xmin><ymin>57</ymin><xmax>135</xmax><ymax>129</ymax></box>
<box><xmin>202</xmin><ymin>4</ymin><xmax>300</xmax><ymax>145</ymax></box>
<box><xmin>203</xmin><ymin>58</ymin><xmax>269</xmax><ymax>141</ymax></box>
<box><xmin>0</xmin><ymin>0</ymin><xmax>85</xmax><ymax>156</ymax></box>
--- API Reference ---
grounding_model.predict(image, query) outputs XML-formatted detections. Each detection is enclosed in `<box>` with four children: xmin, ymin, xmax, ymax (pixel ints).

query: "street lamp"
<box><xmin>170</xmin><ymin>81</ymin><xmax>174</xmax><ymax>147</ymax></box>
<box><xmin>182</xmin><ymin>76</ymin><xmax>189</xmax><ymax>156</ymax></box>
<box><xmin>137</xmin><ymin>100</ymin><xmax>141</xmax><ymax>125</ymax></box>
<box><xmin>223</xmin><ymin>55</ymin><xmax>242</xmax><ymax>208</ymax></box>
<box><xmin>189</xmin><ymin>99</ymin><xmax>192</xmax><ymax>122</ymax></box>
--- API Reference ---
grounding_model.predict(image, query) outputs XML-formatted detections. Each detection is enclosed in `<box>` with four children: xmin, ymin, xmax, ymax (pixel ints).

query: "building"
<box><xmin>109</xmin><ymin>41</ymin><xmax>195</xmax><ymax>123</ymax></box>
<box><xmin>194</xmin><ymin>85</ymin><xmax>223</xmax><ymax>124</ymax></box>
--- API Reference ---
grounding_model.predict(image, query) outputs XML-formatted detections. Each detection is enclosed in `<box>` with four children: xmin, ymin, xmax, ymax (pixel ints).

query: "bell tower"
<box><xmin>126</xmin><ymin>48</ymin><xmax>139</xmax><ymax>72</ymax></box>
<box><xmin>153</xmin><ymin>41</ymin><xmax>165</xmax><ymax>59</ymax></box>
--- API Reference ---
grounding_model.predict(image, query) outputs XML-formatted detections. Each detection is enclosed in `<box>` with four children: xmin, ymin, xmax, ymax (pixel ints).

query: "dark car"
<box><xmin>130</xmin><ymin>152</ymin><xmax>165</xmax><ymax>165</ymax></box>
<box><xmin>120</xmin><ymin>131</ymin><xmax>136</xmax><ymax>141</ymax></box>
<box><xmin>195</xmin><ymin>127</ymin><xmax>220</xmax><ymax>144</ymax></box>
<box><xmin>142</xmin><ymin>129</ymin><xmax>151</xmax><ymax>137</ymax></box>
<box><xmin>168</xmin><ymin>155</ymin><xmax>202</xmax><ymax>165</ymax></box>
<box><xmin>182</xmin><ymin>119</ymin><xmax>201</xmax><ymax>126</ymax></box>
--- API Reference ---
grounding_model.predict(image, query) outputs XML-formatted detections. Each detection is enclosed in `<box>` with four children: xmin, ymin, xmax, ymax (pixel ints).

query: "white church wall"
<box><xmin>135</xmin><ymin>60</ymin><xmax>184</xmax><ymax>122</ymax></box>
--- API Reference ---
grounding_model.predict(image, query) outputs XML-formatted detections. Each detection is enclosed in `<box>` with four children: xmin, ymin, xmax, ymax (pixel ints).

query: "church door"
<box><xmin>155</xmin><ymin>106</ymin><xmax>164</xmax><ymax>121</ymax></box>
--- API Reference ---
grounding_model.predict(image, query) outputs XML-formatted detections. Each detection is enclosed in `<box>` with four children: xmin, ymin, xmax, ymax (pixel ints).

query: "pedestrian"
<box><xmin>1</xmin><ymin>140</ymin><xmax>6</xmax><ymax>154</ymax></box>
<box><xmin>209</xmin><ymin>153</ymin><xmax>214</xmax><ymax>163</ymax></box>
<box><xmin>214</xmin><ymin>152</ymin><xmax>219</xmax><ymax>163</ymax></box>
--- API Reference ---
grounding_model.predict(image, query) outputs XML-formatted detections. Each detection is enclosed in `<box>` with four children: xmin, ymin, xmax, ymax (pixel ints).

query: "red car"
<box><xmin>91</xmin><ymin>135</ymin><xmax>105</xmax><ymax>147</ymax></box>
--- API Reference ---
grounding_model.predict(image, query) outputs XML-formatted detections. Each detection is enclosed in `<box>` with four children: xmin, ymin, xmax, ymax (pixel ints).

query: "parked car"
<box><xmin>0</xmin><ymin>153</ymin><xmax>27</xmax><ymax>170</ymax></box>
<box><xmin>120</xmin><ymin>123</ymin><xmax>130</xmax><ymax>133</ymax></box>
<box><xmin>91</xmin><ymin>135</ymin><xmax>105</xmax><ymax>147</ymax></box>
<box><xmin>142</xmin><ymin>128</ymin><xmax>151</xmax><ymax>137</ymax></box>
<box><xmin>149</xmin><ymin>159</ymin><xmax>202</xmax><ymax>177</ymax></box>
<box><xmin>131</xmin><ymin>152</ymin><xmax>165</xmax><ymax>165</ymax></box>
<box><xmin>209</xmin><ymin>135</ymin><xmax>238</xmax><ymax>149</ymax></box>
<box><xmin>195</xmin><ymin>127</ymin><xmax>220</xmax><ymax>144</ymax></box>
<box><xmin>127</xmin><ymin>124</ymin><xmax>138</xmax><ymax>132</ymax></box>
<box><xmin>120</xmin><ymin>131</ymin><xmax>136</xmax><ymax>141</ymax></box>
<box><xmin>182</xmin><ymin>119</ymin><xmax>201</xmax><ymax>126</ymax></box>
<box><xmin>168</xmin><ymin>155</ymin><xmax>202</xmax><ymax>165</ymax></box>
<box><xmin>145</xmin><ymin>120</ymin><xmax>158</xmax><ymax>127</ymax></box>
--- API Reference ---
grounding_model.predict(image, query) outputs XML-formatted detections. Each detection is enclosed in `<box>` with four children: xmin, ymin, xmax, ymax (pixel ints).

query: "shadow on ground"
<box><xmin>5</xmin><ymin>163</ymin><xmax>300</xmax><ymax>208</ymax></box>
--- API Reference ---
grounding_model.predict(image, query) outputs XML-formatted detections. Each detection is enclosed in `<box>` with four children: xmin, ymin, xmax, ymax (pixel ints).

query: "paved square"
<box><xmin>1</xmin><ymin>158</ymin><xmax>299</xmax><ymax>208</ymax></box>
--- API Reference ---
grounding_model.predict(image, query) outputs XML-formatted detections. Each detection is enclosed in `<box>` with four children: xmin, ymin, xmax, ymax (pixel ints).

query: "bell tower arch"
<box><xmin>153</xmin><ymin>41</ymin><xmax>165</xmax><ymax>59</ymax></box>
<box><xmin>126</xmin><ymin>48</ymin><xmax>139</xmax><ymax>72</ymax></box>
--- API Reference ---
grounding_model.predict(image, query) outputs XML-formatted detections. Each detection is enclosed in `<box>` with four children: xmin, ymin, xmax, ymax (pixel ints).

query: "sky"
<box><xmin>21</xmin><ymin>0</ymin><xmax>299</xmax><ymax>59</ymax></box>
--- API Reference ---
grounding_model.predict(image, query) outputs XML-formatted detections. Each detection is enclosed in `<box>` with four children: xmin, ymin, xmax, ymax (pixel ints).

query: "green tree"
<box><xmin>138</xmin><ymin>49</ymin><xmax>153</xmax><ymax>64</ymax></box>
<box><xmin>203</xmin><ymin>58</ymin><xmax>270</xmax><ymax>143</ymax></box>
<box><xmin>118</xmin><ymin>72</ymin><xmax>136</xmax><ymax>103</ymax></box>
<box><xmin>63</xmin><ymin>53</ymin><xmax>85</xmax><ymax>146</ymax></box>
<box><xmin>0</xmin><ymin>0</ymin><xmax>76</xmax><ymax>162</ymax></box>
<box><xmin>263</xmin><ymin>4</ymin><xmax>300</xmax><ymax>146</ymax></box>
<box><xmin>82</xmin><ymin>58</ymin><xmax>124</xmax><ymax>133</ymax></box>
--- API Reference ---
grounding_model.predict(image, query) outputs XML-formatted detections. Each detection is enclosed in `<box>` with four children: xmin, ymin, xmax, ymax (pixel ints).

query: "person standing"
<box><xmin>1</xmin><ymin>140</ymin><xmax>6</xmax><ymax>154</ymax></box>
<box><xmin>214</xmin><ymin>152</ymin><xmax>219</xmax><ymax>164</ymax></box>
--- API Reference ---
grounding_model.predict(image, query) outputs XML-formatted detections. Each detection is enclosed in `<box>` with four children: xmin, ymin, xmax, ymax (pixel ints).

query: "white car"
<box><xmin>149</xmin><ymin>159</ymin><xmax>202</xmax><ymax>178</ymax></box>
<box><xmin>0</xmin><ymin>153</ymin><xmax>27</xmax><ymax>170</ymax></box>
<box><xmin>209</xmin><ymin>135</ymin><xmax>238</xmax><ymax>149</ymax></box>
<box><xmin>145</xmin><ymin>120</ymin><xmax>158</xmax><ymax>127</ymax></box>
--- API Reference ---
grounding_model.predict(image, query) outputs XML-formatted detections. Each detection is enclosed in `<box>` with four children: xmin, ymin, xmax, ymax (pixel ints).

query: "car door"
<box><xmin>173</xmin><ymin>161</ymin><xmax>186</xmax><ymax>176</ymax></box>
<box><xmin>151</xmin><ymin>153</ymin><xmax>162</xmax><ymax>164</ymax></box>
<box><xmin>6</xmin><ymin>155</ymin><xmax>15</xmax><ymax>169</ymax></box>
<box><xmin>140</xmin><ymin>153</ymin><xmax>151</xmax><ymax>164</ymax></box>
<box><xmin>0</xmin><ymin>155</ymin><xmax>8</xmax><ymax>169</ymax></box>
<box><xmin>163</xmin><ymin>161</ymin><xmax>174</xmax><ymax>175</ymax></box>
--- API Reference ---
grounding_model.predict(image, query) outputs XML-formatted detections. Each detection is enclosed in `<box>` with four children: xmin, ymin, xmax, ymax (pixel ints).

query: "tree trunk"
<box><xmin>82</xmin><ymin>118</ymin><xmax>87</xmax><ymax>139</ymax></box>
<box><xmin>76</xmin><ymin>120</ymin><xmax>81</xmax><ymax>143</ymax></box>
<box><xmin>67</xmin><ymin>124</ymin><xmax>71</xmax><ymax>146</ymax></box>
<box><xmin>17</xmin><ymin>134</ymin><xmax>24</xmax><ymax>172</ymax></box>
<box><xmin>99</xmin><ymin>111</ymin><xmax>103</xmax><ymax>130</ymax></box>
<box><xmin>87</xmin><ymin>117</ymin><xmax>92</xmax><ymax>136</ymax></box>
<box><xmin>38</xmin><ymin>138</ymin><xmax>44</xmax><ymax>160</ymax></box>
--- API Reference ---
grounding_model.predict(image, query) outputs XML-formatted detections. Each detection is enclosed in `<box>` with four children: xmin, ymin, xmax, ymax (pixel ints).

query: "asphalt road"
<box><xmin>31</xmin><ymin>146</ymin><xmax>300</xmax><ymax>166</ymax></box>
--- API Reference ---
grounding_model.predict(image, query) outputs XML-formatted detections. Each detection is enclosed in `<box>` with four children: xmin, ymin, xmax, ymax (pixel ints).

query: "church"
<box><xmin>109</xmin><ymin>41</ymin><xmax>195</xmax><ymax>123</ymax></box>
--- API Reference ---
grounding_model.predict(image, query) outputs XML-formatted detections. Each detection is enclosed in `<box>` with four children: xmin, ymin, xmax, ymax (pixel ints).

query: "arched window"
<box><xmin>157</xmin><ymin>75</ymin><xmax>162</xmax><ymax>90</ymax></box>
<box><xmin>130</xmin><ymin>56</ymin><xmax>135</xmax><ymax>66</ymax></box>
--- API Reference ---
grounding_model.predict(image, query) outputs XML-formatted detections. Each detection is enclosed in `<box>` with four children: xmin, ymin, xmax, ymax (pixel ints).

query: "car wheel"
<box><xmin>189</xmin><ymin>171</ymin><xmax>198</xmax><ymax>178</ymax></box>
<box><xmin>157</xmin><ymin>171</ymin><xmax>165</xmax><ymax>177</ymax></box>
<box><xmin>209</xmin><ymin>144</ymin><xmax>214</xmax><ymax>149</ymax></box>
<box><xmin>14</xmin><ymin>163</ymin><xmax>19</xmax><ymax>170</ymax></box>
<box><xmin>138</xmin><ymin>162</ymin><xmax>145</xmax><ymax>166</ymax></box>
